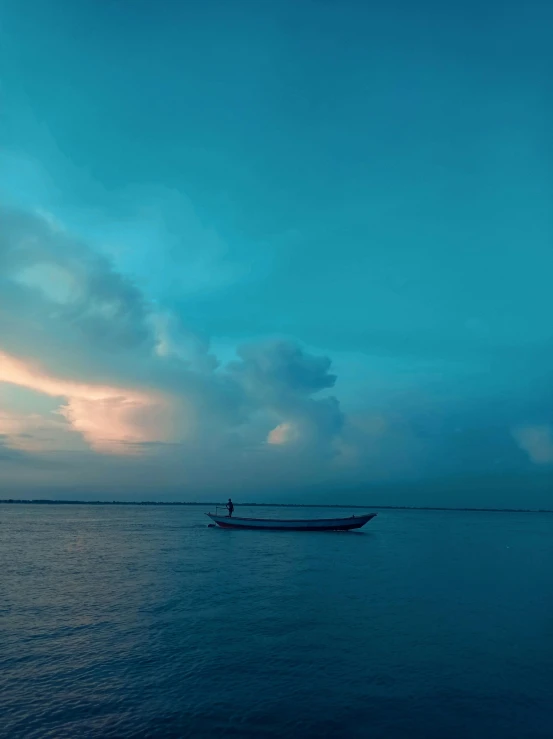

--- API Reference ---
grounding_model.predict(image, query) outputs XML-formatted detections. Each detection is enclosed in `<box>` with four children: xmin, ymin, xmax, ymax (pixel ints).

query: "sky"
<box><xmin>1</xmin><ymin>0</ymin><xmax>552</xmax><ymax>505</ymax></box>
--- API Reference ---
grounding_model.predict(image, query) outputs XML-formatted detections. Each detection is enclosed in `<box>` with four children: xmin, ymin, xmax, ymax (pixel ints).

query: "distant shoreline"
<box><xmin>0</xmin><ymin>500</ymin><xmax>551</xmax><ymax>513</ymax></box>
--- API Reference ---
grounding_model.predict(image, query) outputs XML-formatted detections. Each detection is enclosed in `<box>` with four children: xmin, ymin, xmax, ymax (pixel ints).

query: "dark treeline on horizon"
<box><xmin>0</xmin><ymin>499</ymin><xmax>551</xmax><ymax>512</ymax></box>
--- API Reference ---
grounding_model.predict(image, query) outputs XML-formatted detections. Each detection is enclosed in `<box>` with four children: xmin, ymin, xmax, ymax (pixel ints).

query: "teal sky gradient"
<box><xmin>1</xmin><ymin>0</ymin><xmax>552</xmax><ymax>504</ymax></box>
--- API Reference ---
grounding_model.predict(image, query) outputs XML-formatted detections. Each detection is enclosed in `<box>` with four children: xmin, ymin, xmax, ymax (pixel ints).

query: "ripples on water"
<box><xmin>1</xmin><ymin>505</ymin><xmax>553</xmax><ymax>738</ymax></box>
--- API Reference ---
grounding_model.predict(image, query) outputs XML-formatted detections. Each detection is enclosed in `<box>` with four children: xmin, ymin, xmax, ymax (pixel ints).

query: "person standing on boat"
<box><xmin>226</xmin><ymin>498</ymin><xmax>234</xmax><ymax>517</ymax></box>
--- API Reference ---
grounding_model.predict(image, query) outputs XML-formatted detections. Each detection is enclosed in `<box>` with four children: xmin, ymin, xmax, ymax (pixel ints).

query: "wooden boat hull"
<box><xmin>206</xmin><ymin>512</ymin><xmax>376</xmax><ymax>531</ymax></box>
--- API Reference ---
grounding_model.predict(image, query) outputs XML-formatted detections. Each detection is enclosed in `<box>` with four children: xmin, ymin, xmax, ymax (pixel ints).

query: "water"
<box><xmin>1</xmin><ymin>505</ymin><xmax>553</xmax><ymax>738</ymax></box>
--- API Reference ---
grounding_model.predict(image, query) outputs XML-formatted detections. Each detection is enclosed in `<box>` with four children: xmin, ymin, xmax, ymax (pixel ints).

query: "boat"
<box><xmin>206</xmin><ymin>511</ymin><xmax>377</xmax><ymax>531</ymax></box>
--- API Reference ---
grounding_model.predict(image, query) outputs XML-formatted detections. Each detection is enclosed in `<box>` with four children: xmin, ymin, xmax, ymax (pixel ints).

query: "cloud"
<box><xmin>0</xmin><ymin>350</ymin><xmax>169</xmax><ymax>454</ymax></box>
<box><xmin>230</xmin><ymin>340</ymin><xmax>337</xmax><ymax>398</ymax></box>
<box><xmin>1</xmin><ymin>203</ymin><xmax>551</xmax><ymax>501</ymax></box>
<box><xmin>268</xmin><ymin>422</ymin><xmax>298</xmax><ymax>445</ymax></box>
<box><xmin>228</xmin><ymin>340</ymin><xmax>343</xmax><ymax>452</ymax></box>
<box><xmin>0</xmin><ymin>205</ymin><xmax>153</xmax><ymax>359</ymax></box>
<box><xmin>58</xmin><ymin>396</ymin><xmax>168</xmax><ymax>454</ymax></box>
<box><xmin>0</xmin><ymin>408</ymin><xmax>74</xmax><ymax>453</ymax></box>
<box><xmin>0</xmin><ymin>337</ymin><xmax>343</xmax><ymax>461</ymax></box>
<box><xmin>149</xmin><ymin>310</ymin><xmax>218</xmax><ymax>373</ymax></box>
<box><xmin>513</xmin><ymin>425</ymin><xmax>553</xmax><ymax>465</ymax></box>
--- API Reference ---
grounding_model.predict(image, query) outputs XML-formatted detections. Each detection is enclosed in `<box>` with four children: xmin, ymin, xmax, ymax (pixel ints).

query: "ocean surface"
<box><xmin>1</xmin><ymin>504</ymin><xmax>553</xmax><ymax>738</ymax></box>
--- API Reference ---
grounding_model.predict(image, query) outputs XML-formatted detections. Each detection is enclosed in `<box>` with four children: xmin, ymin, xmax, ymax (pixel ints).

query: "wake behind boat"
<box><xmin>206</xmin><ymin>510</ymin><xmax>377</xmax><ymax>531</ymax></box>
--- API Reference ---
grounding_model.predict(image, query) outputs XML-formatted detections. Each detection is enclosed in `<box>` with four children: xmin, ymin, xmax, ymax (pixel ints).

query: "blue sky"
<box><xmin>1</xmin><ymin>0</ymin><xmax>552</xmax><ymax>505</ymax></box>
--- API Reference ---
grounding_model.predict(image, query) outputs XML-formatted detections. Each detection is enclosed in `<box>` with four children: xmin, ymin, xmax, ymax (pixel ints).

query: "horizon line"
<box><xmin>0</xmin><ymin>500</ymin><xmax>551</xmax><ymax>513</ymax></box>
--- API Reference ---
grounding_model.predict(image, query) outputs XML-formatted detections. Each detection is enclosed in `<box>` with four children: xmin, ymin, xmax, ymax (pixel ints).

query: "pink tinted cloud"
<box><xmin>267</xmin><ymin>422</ymin><xmax>299</xmax><ymax>445</ymax></box>
<box><xmin>0</xmin><ymin>350</ymin><xmax>170</xmax><ymax>454</ymax></box>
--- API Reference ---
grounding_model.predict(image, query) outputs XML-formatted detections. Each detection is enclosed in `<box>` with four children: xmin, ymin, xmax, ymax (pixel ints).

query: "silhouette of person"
<box><xmin>227</xmin><ymin>498</ymin><xmax>234</xmax><ymax>517</ymax></box>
